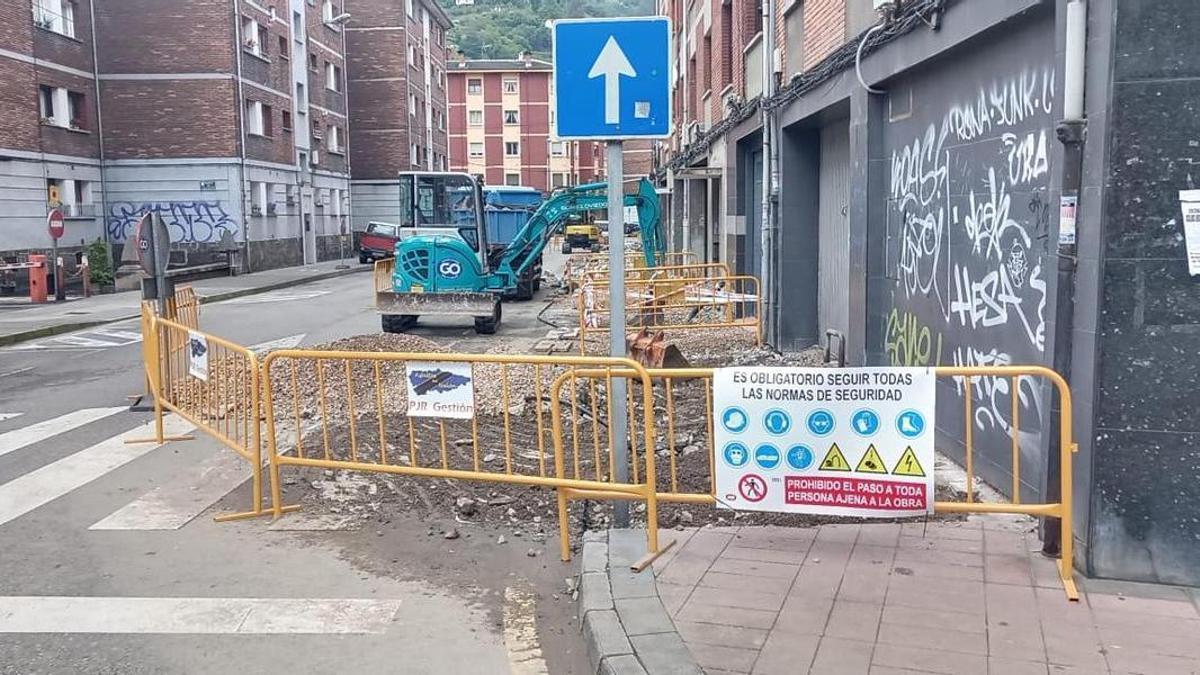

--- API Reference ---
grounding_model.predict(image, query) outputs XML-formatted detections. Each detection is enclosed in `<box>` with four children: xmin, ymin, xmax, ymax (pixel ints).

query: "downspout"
<box><xmin>342</xmin><ymin>19</ymin><xmax>352</xmax><ymax>258</ymax></box>
<box><xmin>88</xmin><ymin>0</ymin><xmax>110</xmax><ymax>248</ymax></box>
<box><xmin>1045</xmin><ymin>0</ymin><xmax>1087</xmax><ymax>557</ymax></box>
<box><xmin>233</xmin><ymin>0</ymin><xmax>252</xmax><ymax>273</ymax></box>
<box><xmin>760</xmin><ymin>0</ymin><xmax>778</xmax><ymax>346</ymax></box>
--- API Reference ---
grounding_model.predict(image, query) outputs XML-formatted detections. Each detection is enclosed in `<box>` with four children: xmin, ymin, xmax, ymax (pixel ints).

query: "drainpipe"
<box><xmin>1045</xmin><ymin>0</ymin><xmax>1087</xmax><ymax>557</ymax></box>
<box><xmin>88</xmin><ymin>0</ymin><xmax>110</xmax><ymax>250</ymax></box>
<box><xmin>233</xmin><ymin>0</ymin><xmax>252</xmax><ymax>273</ymax></box>
<box><xmin>760</xmin><ymin>0</ymin><xmax>778</xmax><ymax>346</ymax></box>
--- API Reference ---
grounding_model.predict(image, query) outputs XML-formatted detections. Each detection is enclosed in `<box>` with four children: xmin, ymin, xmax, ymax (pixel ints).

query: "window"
<box><xmin>278</xmin><ymin>35</ymin><xmax>289</xmax><ymax>58</ymax></box>
<box><xmin>550</xmin><ymin>141</ymin><xmax>565</xmax><ymax>156</ymax></box>
<box><xmin>552</xmin><ymin>172</ymin><xmax>567</xmax><ymax>188</ymax></box>
<box><xmin>258</xmin><ymin>24</ymin><xmax>270</xmax><ymax>56</ymax></box>
<box><xmin>293</xmin><ymin>10</ymin><xmax>302</xmax><ymax>40</ymax></box>
<box><xmin>434</xmin><ymin>110</ymin><xmax>444</xmax><ymax>131</ymax></box>
<box><xmin>296</xmin><ymin>82</ymin><xmax>307</xmax><ymax>111</ymax></box>
<box><xmin>409</xmin><ymin>92</ymin><xmax>417</xmax><ymax>116</ymax></box>
<box><xmin>434</xmin><ymin>67</ymin><xmax>443</xmax><ymax>90</ymax></box>
<box><xmin>785</xmin><ymin>1</ymin><xmax>806</xmax><ymax>77</ymax></box>
<box><xmin>405</xmin><ymin>0</ymin><xmax>413</xmax><ymax>17</ymax></box>
<box><xmin>32</xmin><ymin>0</ymin><xmax>75</xmax><ymax>38</ymax></box>
<box><xmin>411</xmin><ymin>143</ymin><xmax>420</xmax><ymax>166</ymax></box>
<box><xmin>467</xmin><ymin>78</ymin><xmax>482</xmax><ymax>95</ymax></box>
<box><xmin>468</xmin><ymin>110</ymin><xmax>482</xmax><ymax>126</ymax></box>
<box><xmin>504</xmin><ymin>173</ymin><xmax>520</xmax><ymax>186</ymax></box>
<box><xmin>245</xmin><ymin>99</ymin><xmax>265</xmax><ymax>135</ymax></box>
<box><xmin>249</xmin><ymin>181</ymin><xmax>268</xmax><ymax>216</ymax></box>
<box><xmin>502</xmin><ymin>77</ymin><xmax>518</xmax><ymax>94</ymax></box>
<box><xmin>261</xmin><ymin>103</ymin><xmax>273</xmax><ymax>136</ymax></box>
<box><xmin>325</xmin><ymin>62</ymin><xmax>342</xmax><ymax>92</ymax></box>
<box><xmin>46</xmin><ymin>178</ymin><xmax>62</xmax><ymax>205</ymax></box>
<box><xmin>503</xmin><ymin>109</ymin><xmax>519</xmax><ymax>125</ymax></box>
<box><xmin>282</xmin><ymin>110</ymin><xmax>293</xmax><ymax>133</ymax></box>
<box><xmin>309</xmin><ymin>53</ymin><xmax>318</xmax><ymax>71</ymax></box>
<box><xmin>38</xmin><ymin>85</ymin><xmax>55</xmax><ymax>123</ymax></box>
<box><xmin>328</xmin><ymin>125</ymin><xmax>342</xmax><ymax>152</ymax></box>
<box><xmin>468</xmin><ymin>142</ymin><xmax>484</xmax><ymax>158</ymax></box>
<box><xmin>321</xmin><ymin>0</ymin><xmax>334</xmax><ymax>22</ymax></box>
<box><xmin>67</xmin><ymin>91</ymin><xmax>84</xmax><ymax>129</ymax></box>
<box><xmin>504</xmin><ymin>141</ymin><xmax>519</xmax><ymax>157</ymax></box>
<box><xmin>38</xmin><ymin>85</ymin><xmax>83</xmax><ymax>129</ymax></box>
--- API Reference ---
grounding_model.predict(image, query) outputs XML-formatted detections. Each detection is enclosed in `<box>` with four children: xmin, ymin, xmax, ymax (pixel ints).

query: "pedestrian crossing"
<box><xmin>5</xmin><ymin>326</ymin><xmax>143</xmax><ymax>352</ymax></box>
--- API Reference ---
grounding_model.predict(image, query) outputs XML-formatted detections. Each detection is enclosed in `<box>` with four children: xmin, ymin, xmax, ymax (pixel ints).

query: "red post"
<box><xmin>28</xmin><ymin>254</ymin><xmax>48</xmax><ymax>303</ymax></box>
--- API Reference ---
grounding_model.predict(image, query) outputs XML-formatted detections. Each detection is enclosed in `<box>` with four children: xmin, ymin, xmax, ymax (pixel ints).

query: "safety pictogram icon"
<box><xmin>738</xmin><ymin>474</ymin><xmax>768</xmax><ymax>502</ymax></box>
<box><xmin>819</xmin><ymin>443</ymin><xmax>851</xmax><ymax>472</ymax></box>
<box><xmin>855</xmin><ymin>444</ymin><xmax>888</xmax><ymax>474</ymax></box>
<box><xmin>891</xmin><ymin>446</ymin><xmax>926</xmax><ymax>477</ymax></box>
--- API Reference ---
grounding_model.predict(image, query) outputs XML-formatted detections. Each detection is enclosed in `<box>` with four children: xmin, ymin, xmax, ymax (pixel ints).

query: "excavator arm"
<box><xmin>487</xmin><ymin>178</ymin><xmax>664</xmax><ymax>291</ymax></box>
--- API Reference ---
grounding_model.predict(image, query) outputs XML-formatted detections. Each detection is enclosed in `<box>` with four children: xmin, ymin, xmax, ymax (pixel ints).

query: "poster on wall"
<box><xmin>1178</xmin><ymin>190</ymin><xmax>1200</xmax><ymax>276</ymax></box>
<box><xmin>187</xmin><ymin>331</ymin><xmax>209</xmax><ymax>382</ymax></box>
<box><xmin>406</xmin><ymin>362</ymin><xmax>476</xmax><ymax>419</ymax></box>
<box><xmin>713</xmin><ymin>367</ymin><xmax>936</xmax><ymax>518</ymax></box>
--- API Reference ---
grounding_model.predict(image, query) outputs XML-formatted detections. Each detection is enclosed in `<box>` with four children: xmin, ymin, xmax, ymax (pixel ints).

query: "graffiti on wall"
<box><xmin>107</xmin><ymin>202</ymin><xmax>239</xmax><ymax>244</ymax></box>
<box><xmin>886</xmin><ymin>64</ymin><xmax>1055</xmax><ymax>439</ymax></box>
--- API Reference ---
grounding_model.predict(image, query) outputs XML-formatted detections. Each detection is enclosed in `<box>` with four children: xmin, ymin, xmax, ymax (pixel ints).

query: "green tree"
<box><xmin>439</xmin><ymin>0</ymin><xmax>655</xmax><ymax>59</ymax></box>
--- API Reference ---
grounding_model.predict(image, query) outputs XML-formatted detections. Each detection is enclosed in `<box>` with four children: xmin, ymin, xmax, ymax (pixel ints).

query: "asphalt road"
<box><xmin>0</xmin><ymin>250</ymin><xmax>593</xmax><ymax>674</ymax></box>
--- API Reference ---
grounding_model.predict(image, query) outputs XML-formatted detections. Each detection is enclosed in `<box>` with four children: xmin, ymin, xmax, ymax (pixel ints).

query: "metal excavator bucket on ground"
<box><xmin>626</xmin><ymin>328</ymin><xmax>689</xmax><ymax>369</ymax></box>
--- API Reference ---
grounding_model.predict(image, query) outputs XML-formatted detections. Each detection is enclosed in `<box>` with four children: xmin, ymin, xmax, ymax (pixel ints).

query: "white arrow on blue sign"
<box><xmin>551</xmin><ymin>16</ymin><xmax>672</xmax><ymax>140</ymax></box>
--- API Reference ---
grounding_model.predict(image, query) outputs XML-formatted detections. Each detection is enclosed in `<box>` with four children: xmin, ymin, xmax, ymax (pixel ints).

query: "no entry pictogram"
<box><xmin>738</xmin><ymin>474</ymin><xmax>767</xmax><ymax>503</ymax></box>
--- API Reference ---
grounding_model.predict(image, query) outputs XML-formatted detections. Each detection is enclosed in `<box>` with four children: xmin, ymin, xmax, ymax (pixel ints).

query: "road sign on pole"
<box><xmin>47</xmin><ymin>209</ymin><xmax>65</xmax><ymax>240</ymax></box>
<box><xmin>551</xmin><ymin>17</ymin><xmax>672</xmax><ymax>139</ymax></box>
<box><xmin>552</xmin><ymin>16</ymin><xmax>671</xmax><ymax>527</ymax></box>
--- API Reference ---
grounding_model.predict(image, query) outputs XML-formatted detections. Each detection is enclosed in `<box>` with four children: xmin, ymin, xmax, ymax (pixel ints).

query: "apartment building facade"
<box><xmin>659</xmin><ymin>0</ymin><xmax>1200</xmax><ymax>589</ymax></box>
<box><xmin>0</xmin><ymin>0</ymin><xmax>104</xmax><ymax>256</ymax></box>
<box><xmin>446</xmin><ymin>55</ymin><xmax>605</xmax><ymax>192</ymax></box>
<box><xmin>345</xmin><ymin>0</ymin><xmax>452</xmax><ymax>231</ymax></box>
<box><xmin>0</xmin><ymin>0</ymin><xmax>354</xmax><ymax>271</ymax></box>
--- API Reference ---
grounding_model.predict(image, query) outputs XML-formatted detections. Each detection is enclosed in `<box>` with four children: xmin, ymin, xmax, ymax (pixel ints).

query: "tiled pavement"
<box><xmin>650</xmin><ymin>518</ymin><xmax>1200</xmax><ymax>674</ymax></box>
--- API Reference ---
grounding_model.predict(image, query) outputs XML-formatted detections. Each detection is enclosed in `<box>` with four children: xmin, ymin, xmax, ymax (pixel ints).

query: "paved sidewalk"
<box><xmin>0</xmin><ymin>260</ymin><xmax>369</xmax><ymax>346</ymax></box>
<box><xmin>649</xmin><ymin>518</ymin><xmax>1200</xmax><ymax>675</ymax></box>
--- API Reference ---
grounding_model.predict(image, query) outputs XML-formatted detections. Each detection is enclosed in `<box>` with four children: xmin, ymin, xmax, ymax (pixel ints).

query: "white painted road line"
<box><xmin>0</xmin><ymin>407</ymin><xmax>124</xmax><ymax>459</ymax></box>
<box><xmin>89</xmin><ymin>445</ymin><xmax>251</xmax><ymax>531</ymax></box>
<box><xmin>503</xmin><ymin>586</ymin><xmax>549</xmax><ymax>675</ymax></box>
<box><xmin>0</xmin><ymin>413</ymin><xmax>24</xmax><ymax>422</ymax></box>
<box><xmin>0</xmin><ymin>596</ymin><xmax>401</xmax><ymax>634</ymax></box>
<box><xmin>0</xmin><ymin>416</ymin><xmax>194</xmax><ymax>528</ymax></box>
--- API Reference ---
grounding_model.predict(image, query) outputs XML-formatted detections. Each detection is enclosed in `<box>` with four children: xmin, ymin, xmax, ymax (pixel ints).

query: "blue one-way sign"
<box><xmin>551</xmin><ymin>17</ymin><xmax>672</xmax><ymax>140</ymax></box>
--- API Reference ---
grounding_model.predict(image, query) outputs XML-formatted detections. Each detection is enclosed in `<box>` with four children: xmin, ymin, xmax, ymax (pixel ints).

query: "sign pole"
<box><xmin>607</xmin><ymin>140</ymin><xmax>630</xmax><ymax>529</ymax></box>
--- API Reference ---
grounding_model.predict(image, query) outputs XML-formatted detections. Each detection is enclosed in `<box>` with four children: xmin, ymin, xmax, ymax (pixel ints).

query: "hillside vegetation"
<box><xmin>440</xmin><ymin>0</ymin><xmax>656</xmax><ymax>60</ymax></box>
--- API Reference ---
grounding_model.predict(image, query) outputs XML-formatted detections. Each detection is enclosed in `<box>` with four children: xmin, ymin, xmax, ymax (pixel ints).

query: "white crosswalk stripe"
<box><xmin>6</xmin><ymin>327</ymin><xmax>143</xmax><ymax>352</ymax></box>
<box><xmin>0</xmin><ymin>596</ymin><xmax>401</xmax><ymax>634</ymax></box>
<box><xmin>0</xmin><ymin>415</ymin><xmax>194</xmax><ymax>528</ymax></box>
<box><xmin>0</xmin><ymin>407</ymin><xmax>124</xmax><ymax>459</ymax></box>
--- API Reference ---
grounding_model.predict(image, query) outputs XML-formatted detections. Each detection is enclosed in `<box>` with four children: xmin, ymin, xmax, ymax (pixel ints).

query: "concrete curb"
<box><xmin>0</xmin><ymin>265</ymin><xmax>369</xmax><ymax>347</ymax></box>
<box><xmin>578</xmin><ymin>530</ymin><xmax>702</xmax><ymax>675</ymax></box>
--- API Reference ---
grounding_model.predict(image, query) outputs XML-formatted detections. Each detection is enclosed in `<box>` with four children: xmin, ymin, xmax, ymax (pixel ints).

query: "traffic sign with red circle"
<box><xmin>738</xmin><ymin>474</ymin><xmax>768</xmax><ymax>503</ymax></box>
<box><xmin>47</xmin><ymin>208</ymin><xmax>65</xmax><ymax>240</ymax></box>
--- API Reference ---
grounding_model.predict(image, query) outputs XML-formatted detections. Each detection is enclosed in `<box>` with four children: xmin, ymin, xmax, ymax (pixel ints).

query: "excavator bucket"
<box><xmin>626</xmin><ymin>328</ymin><xmax>689</xmax><ymax>369</ymax></box>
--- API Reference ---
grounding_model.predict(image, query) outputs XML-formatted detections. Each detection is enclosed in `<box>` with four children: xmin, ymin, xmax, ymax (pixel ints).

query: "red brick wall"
<box><xmin>33</xmin><ymin>1</ymin><xmax>95</xmax><ymax>74</ymax></box>
<box><xmin>346</xmin><ymin>0</ymin><xmax>409</xmax><ymax>178</ymax></box>
<box><xmin>0</xmin><ymin>1</ymin><xmax>38</xmax><ymax>154</ymax></box>
<box><xmin>803</xmin><ymin>0</ymin><xmax>846</xmax><ymax>68</ymax></box>
<box><xmin>36</xmin><ymin>69</ymin><xmax>101</xmax><ymax>159</ymax></box>
<box><xmin>95</xmin><ymin>0</ymin><xmax>234</xmax><ymax>74</ymax></box>
<box><xmin>101</xmin><ymin>80</ymin><xmax>238</xmax><ymax>159</ymax></box>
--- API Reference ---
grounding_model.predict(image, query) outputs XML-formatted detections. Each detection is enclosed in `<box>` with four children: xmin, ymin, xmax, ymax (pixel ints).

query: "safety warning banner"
<box><xmin>712</xmin><ymin>367</ymin><xmax>936</xmax><ymax>517</ymax></box>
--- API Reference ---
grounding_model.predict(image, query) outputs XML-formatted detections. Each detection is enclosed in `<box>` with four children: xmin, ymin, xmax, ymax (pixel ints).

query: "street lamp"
<box><xmin>323</xmin><ymin>11</ymin><xmax>352</xmax><ymax>268</ymax></box>
<box><xmin>323</xmin><ymin>12</ymin><xmax>351</xmax><ymax>27</ymax></box>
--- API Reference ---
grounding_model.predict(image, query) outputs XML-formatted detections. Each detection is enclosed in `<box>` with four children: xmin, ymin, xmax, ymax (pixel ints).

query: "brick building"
<box><xmin>345</xmin><ymin>0</ymin><xmax>452</xmax><ymax>231</ymax></box>
<box><xmin>1</xmin><ymin>0</ymin><xmax>355</xmax><ymax>271</ymax></box>
<box><xmin>0</xmin><ymin>0</ymin><xmax>104</xmax><ymax>256</ymax></box>
<box><xmin>657</xmin><ymin>0</ymin><xmax>1200</xmax><ymax>589</ymax></box>
<box><xmin>446</xmin><ymin>54</ymin><xmax>606</xmax><ymax>193</ymax></box>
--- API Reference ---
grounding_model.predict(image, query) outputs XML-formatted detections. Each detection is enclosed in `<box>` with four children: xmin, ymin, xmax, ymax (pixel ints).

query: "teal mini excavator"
<box><xmin>376</xmin><ymin>172</ymin><xmax>663</xmax><ymax>335</ymax></box>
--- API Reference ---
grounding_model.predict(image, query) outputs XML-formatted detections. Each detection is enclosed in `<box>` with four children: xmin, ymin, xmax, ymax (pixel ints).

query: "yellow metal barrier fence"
<box><xmin>139</xmin><ymin>302</ymin><xmax>277</xmax><ymax>520</ymax></box>
<box><xmin>563</xmin><ymin>365</ymin><xmax>1080</xmax><ymax>599</ymax></box>
<box><xmin>260</xmin><ymin>350</ymin><xmax>662</xmax><ymax>560</ymax></box>
<box><xmin>563</xmin><ymin>250</ymin><xmax>700</xmax><ymax>288</ymax></box>
<box><xmin>579</xmin><ymin>261</ymin><xmax>733</xmax><ymax>287</ymax></box>
<box><xmin>578</xmin><ymin>275</ymin><xmax>762</xmax><ymax>354</ymax></box>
